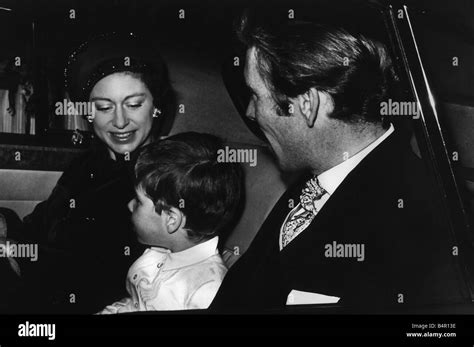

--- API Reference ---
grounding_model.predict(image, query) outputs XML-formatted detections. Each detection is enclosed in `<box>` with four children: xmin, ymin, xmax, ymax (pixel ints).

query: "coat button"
<box><xmin>134</xmin><ymin>303</ymin><xmax>138</xmax><ymax>308</ymax></box>
<box><xmin>133</xmin><ymin>274</ymin><xmax>137</xmax><ymax>280</ymax></box>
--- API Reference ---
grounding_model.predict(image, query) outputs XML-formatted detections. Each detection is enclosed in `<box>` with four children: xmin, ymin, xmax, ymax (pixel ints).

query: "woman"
<box><xmin>8</xmin><ymin>32</ymin><xmax>175</xmax><ymax>313</ymax></box>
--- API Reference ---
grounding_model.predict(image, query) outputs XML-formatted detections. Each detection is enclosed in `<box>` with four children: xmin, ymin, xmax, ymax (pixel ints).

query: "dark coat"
<box><xmin>210</xmin><ymin>128</ymin><xmax>469</xmax><ymax>312</ymax></box>
<box><xmin>11</xmin><ymin>143</ymin><xmax>146</xmax><ymax>314</ymax></box>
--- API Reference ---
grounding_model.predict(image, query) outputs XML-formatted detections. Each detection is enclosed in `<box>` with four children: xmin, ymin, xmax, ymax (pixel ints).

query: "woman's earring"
<box><xmin>86</xmin><ymin>115</ymin><xmax>95</xmax><ymax>123</ymax></box>
<box><xmin>153</xmin><ymin>108</ymin><xmax>162</xmax><ymax>118</ymax></box>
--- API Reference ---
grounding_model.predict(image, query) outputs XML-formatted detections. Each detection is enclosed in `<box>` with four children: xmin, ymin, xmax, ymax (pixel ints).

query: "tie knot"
<box><xmin>299</xmin><ymin>177</ymin><xmax>326</xmax><ymax>213</ymax></box>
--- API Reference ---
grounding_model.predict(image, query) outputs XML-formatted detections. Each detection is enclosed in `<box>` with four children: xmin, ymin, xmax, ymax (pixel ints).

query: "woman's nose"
<box><xmin>112</xmin><ymin>107</ymin><xmax>130</xmax><ymax>129</ymax></box>
<box><xmin>127</xmin><ymin>199</ymin><xmax>136</xmax><ymax>213</ymax></box>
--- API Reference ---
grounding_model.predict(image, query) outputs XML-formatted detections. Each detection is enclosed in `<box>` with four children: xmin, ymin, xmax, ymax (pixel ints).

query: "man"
<box><xmin>210</xmin><ymin>11</ymin><xmax>468</xmax><ymax>312</ymax></box>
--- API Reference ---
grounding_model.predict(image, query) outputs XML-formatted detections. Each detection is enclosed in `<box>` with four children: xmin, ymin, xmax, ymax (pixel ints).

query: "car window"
<box><xmin>388</xmin><ymin>4</ymin><xmax>474</xmax><ymax>302</ymax></box>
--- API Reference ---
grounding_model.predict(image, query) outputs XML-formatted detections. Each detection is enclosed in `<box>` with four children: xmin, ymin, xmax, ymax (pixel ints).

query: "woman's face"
<box><xmin>89</xmin><ymin>72</ymin><xmax>155</xmax><ymax>159</ymax></box>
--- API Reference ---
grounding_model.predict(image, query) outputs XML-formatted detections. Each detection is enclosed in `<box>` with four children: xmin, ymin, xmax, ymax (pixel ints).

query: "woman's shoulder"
<box><xmin>57</xmin><ymin>145</ymin><xmax>109</xmax><ymax>187</ymax></box>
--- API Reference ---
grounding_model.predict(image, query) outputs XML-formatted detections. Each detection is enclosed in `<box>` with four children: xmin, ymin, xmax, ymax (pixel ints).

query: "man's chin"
<box><xmin>275</xmin><ymin>157</ymin><xmax>296</xmax><ymax>172</ymax></box>
<box><xmin>275</xmin><ymin>156</ymin><xmax>307</xmax><ymax>174</ymax></box>
<box><xmin>264</xmin><ymin>145</ymin><xmax>301</xmax><ymax>172</ymax></box>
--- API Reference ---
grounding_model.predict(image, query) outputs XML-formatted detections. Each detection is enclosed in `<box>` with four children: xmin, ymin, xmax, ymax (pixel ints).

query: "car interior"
<box><xmin>0</xmin><ymin>0</ymin><xmax>473</xmax><ymax>314</ymax></box>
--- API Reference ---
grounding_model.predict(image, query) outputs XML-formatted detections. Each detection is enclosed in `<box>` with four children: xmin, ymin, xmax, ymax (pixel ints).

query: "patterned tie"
<box><xmin>281</xmin><ymin>177</ymin><xmax>327</xmax><ymax>249</ymax></box>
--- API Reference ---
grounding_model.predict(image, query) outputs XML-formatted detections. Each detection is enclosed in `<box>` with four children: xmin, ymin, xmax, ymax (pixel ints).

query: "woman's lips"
<box><xmin>109</xmin><ymin>130</ymin><xmax>137</xmax><ymax>144</ymax></box>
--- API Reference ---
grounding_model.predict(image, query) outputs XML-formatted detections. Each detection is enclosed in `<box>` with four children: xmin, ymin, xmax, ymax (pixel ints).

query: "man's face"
<box><xmin>244</xmin><ymin>47</ymin><xmax>306</xmax><ymax>171</ymax></box>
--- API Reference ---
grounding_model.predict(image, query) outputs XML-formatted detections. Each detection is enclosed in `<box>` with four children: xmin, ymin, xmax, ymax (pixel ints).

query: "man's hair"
<box><xmin>135</xmin><ymin>132</ymin><xmax>244</xmax><ymax>242</ymax></box>
<box><xmin>236</xmin><ymin>9</ymin><xmax>398</xmax><ymax>123</ymax></box>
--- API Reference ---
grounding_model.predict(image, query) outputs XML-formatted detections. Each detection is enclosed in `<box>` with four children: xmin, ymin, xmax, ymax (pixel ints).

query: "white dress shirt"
<box><xmin>98</xmin><ymin>236</ymin><xmax>227</xmax><ymax>313</ymax></box>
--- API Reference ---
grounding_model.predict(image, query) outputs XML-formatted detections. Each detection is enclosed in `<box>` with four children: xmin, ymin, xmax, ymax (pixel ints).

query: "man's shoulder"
<box><xmin>293</xmin><ymin>128</ymin><xmax>442</xmax><ymax>241</ymax></box>
<box><xmin>327</xmin><ymin>128</ymin><xmax>450</xmax><ymax>254</ymax></box>
<box><xmin>341</xmin><ymin>128</ymin><xmax>431</xmax><ymax>203</ymax></box>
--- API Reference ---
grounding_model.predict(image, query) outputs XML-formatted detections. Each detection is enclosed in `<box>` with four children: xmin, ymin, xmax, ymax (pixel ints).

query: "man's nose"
<box><xmin>127</xmin><ymin>199</ymin><xmax>135</xmax><ymax>213</ymax></box>
<box><xmin>245</xmin><ymin>101</ymin><xmax>256</xmax><ymax>121</ymax></box>
<box><xmin>112</xmin><ymin>107</ymin><xmax>130</xmax><ymax>129</ymax></box>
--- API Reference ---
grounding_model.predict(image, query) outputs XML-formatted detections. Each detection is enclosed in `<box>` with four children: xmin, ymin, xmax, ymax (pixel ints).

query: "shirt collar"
<box><xmin>154</xmin><ymin>236</ymin><xmax>219</xmax><ymax>271</ymax></box>
<box><xmin>317</xmin><ymin>124</ymin><xmax>394</xmax><ymax>195</ymax></box>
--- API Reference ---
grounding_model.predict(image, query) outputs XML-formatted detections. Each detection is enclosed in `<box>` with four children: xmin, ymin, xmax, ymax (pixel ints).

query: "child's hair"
<box><xmin>134</xmin><ymin>132</ymin><xmax>244</xmax><ymax>242</ymax></box>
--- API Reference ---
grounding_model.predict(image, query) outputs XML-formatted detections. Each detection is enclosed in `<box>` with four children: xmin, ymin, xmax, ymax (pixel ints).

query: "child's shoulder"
<box><xmin>178</xmin><ymin>254</ymin><xmax>227</xmax><ymax>282</ymax></box>
<box><xmin>191</xmin><ymin>253</ymin><xmax>227</xmax><ymax>272</ymax></box>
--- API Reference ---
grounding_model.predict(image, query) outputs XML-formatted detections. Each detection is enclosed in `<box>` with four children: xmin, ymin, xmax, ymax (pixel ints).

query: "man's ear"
<box><xmin>295</xmin><ymin>87</ymin><xmax>320</xmax><ymax>128</ymax></box>
<box><xmin>163</xmin><ymin>207</ymin><xmax>186</xmax><ymax>234</ymax></box>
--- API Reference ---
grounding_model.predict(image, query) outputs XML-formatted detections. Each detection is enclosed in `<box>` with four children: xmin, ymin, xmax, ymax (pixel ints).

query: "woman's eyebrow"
<box><xmin>124</xmin><ymin>93</ymin><xmax>146</xmax><ymax>101</ymax></box>
<box><xmin>89</xmin><ymin>93</ymin><xmax>147</xmax><ymax>102</ymax></box>
<box><xmin>90</xmin><ymin>97</ymin><xmax>112</xmax><ymax>102</ymax></box>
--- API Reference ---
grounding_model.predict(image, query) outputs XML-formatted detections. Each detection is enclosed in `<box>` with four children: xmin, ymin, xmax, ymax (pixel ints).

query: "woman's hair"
<box><xmin>84</xmin><ymin>59</ymin><xmax>173</xmax><ymax>115</ymax></box>
<box><xmin>135</xmin><ymin>132</ymin><xmax>244</xmax><ymax>242</ymax></box>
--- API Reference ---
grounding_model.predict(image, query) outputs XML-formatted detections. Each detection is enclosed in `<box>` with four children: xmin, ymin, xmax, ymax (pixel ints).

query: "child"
<box><xmin>99</xmin><ymin>132</ymin><xmax>243</xmax><ymax>313</ymax></box>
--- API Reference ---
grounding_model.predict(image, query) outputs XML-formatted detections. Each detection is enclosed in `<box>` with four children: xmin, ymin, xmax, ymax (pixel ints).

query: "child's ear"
<box><xmin>164</xmin><ymin>207</ymin><xmax>186</xmax><ymax>234</ymax></box>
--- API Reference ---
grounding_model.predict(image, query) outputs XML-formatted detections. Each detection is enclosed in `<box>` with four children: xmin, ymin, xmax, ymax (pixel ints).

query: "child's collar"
<box><xmin>150</xmin><ymin>236</ymin><xmax>220</xmax><ymax>271</ymax></box>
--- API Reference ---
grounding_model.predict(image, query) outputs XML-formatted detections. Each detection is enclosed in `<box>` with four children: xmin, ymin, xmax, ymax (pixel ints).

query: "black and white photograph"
<box><xmin>0</xmin><ymin>0</ymin><xmax>473</xmax><ymax>342</ymax></box>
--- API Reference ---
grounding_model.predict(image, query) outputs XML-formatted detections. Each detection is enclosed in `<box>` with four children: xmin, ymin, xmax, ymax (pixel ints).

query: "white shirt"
<box><xmin>279</xmin><ymin>124</ymin><xmax>395</xmax><ymax>250</ymax></box>
<box><xmin>318</xmin><ymin>124</ymin><xmax>395</xmax><ymax>195</ymax></box>
<box><xmin>98</xmin><ymin>236</ymin><xmax>227</xmax><ymax>313</ymax></box>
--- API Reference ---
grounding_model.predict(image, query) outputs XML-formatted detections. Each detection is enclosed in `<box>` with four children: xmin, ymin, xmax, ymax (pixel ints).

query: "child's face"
<box><xmin>128</xmin><ymin>187</ymin><xmax>172</xmax><ymax>247</ymax></box>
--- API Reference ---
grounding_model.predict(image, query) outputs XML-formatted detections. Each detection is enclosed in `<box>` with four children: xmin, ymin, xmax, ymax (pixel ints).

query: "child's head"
<box><xmin>129</xmin><ymin>132</ymin><xmax>244</xmax><ymax>251</ymax></box>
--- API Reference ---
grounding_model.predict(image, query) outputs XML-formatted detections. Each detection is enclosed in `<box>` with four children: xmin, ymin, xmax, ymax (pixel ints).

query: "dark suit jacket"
<box><xmin>211</xmin><ymin>128</ymin><xmax>469</xmax><ymax>312</ymax></box>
